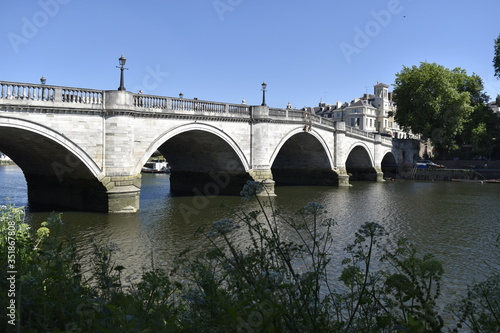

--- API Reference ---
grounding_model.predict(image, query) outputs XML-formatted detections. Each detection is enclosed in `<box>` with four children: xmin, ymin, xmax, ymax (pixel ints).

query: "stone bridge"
<box><xmin>0</xmin><ymin>81</ymin><xmax>409</xmax><ymax>213</ymax></box>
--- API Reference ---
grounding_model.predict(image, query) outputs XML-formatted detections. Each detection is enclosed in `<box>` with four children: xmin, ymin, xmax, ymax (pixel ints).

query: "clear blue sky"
<box><xmin>1</xmin><ymin>0</ymin><xmax>499</xmax><ymax>108</ymax></box>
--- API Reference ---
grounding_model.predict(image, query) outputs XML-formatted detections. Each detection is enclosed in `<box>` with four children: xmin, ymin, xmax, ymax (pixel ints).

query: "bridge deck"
<box><xmin>0</xmin><ymin>80</ymin><xmax>391</xmax><ymax>145</ymax></box>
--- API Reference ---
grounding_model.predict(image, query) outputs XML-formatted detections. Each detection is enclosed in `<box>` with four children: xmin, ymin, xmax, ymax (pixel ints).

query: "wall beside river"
<box><xmin>398</xmin><ymin>159</ymin><xmax>500</xmax><ymax>181</ymax></box>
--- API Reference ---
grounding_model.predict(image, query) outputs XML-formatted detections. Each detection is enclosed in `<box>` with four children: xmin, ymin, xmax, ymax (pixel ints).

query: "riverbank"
<box><xmin>399</xmin><ymin>168</ymin><xmax>500</xmax><ymax>181</ymax></box>
<box><xmin>398</xmin><ymin>159</ymin><xmax>500</xmax><ymax>181</ymax></box>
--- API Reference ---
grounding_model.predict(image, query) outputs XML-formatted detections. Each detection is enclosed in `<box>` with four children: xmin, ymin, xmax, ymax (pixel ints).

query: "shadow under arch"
<box><xmin>138</xmin><ymin>123</ymin><xmax>252</xmax><ymax>196</ymax></box>
<box><xmin>270</xmin><ymin>129</ymin><xmax>339</xmax><ymax>186</ymax></box>
<box><xmin>0</xmin><ymin>118</ymin><xmax>107</xmax><ymax>211</ymax></box>
<box><xmin>381</xmin><ymin>151</ymin><xmax>398</xmax><ymax>179</ymax></box>
<box><xmin>345</xmin><ymin>144</ymin><xmax>377</xmax><ymax>181</ymax></box>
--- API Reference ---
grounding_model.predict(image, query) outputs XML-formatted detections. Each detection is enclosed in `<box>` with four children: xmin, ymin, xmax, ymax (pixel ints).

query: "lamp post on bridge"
<box><xmin>261</xmin><ymin>82</ymin><xmax>267</xmax><ymax>106</ymax></box>
<box><xmin>117</xmin><ymin>54</ymin><xmax>128</xmax><ymax>91</ymax></box>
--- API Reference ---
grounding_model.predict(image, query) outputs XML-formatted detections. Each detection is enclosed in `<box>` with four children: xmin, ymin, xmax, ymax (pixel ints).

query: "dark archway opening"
<box><xmin>271</xmin><ymin>132</ymin><xmax>338</xmax><ymax>186</ymax></box>
<box><xmin>0</xmin><ymin>127</ymin><xmax>107</xmax><ymax>212</ymax></box>
<box><xmin>381</xmin><ymin>153</ymin><xmax>398</xmax><ymax>179</ymax></box>
<box><xmin>156</xmin><ymin>130</ymin><xmax>252</xmax><ymax>196</ymax></box>
<box><xmin>346</xmin><ymin>146</ymin><xmax>377</xmax><ymax>181</ymax></box>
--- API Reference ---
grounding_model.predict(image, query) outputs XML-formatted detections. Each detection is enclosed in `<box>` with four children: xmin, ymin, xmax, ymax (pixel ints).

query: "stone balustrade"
<box><xmin>61</xmin><ymin>88</ymin><xmax>103</xmax><ymax>105</ymax></box>
<box><xmin>346</xmin><ymin>125</ymin><xmax>377</xmax><ymax>140</ymax></box>
<box><xmin>0</xmin><ymin>80</ymin><xmax>388</xmax><ymax>142</ymax></box>
<box><xmin>0</xmin><ymin>81</ymin><xmax>104</xmax><ymax>105</ymax></box>
<box><xmin>133</xmin><ymin>94</ymin><xmax>168</xmax><ymax>109</ymax></box>
<box><xmin>1</xmin><ymin>81</ymin><xmax>55</xmax><ymax>101</ymax></box>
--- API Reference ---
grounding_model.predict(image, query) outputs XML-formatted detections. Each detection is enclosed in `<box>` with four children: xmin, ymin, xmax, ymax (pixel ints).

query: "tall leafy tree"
<box><xmin>494</xmin><ymin>33</ymin><xmax>500</xmax><ymax>79</ymax></box>
<box><xmin>455</xmin><ymin>73</ymin><xmax>500</xmax><ymax>156</ymax></box>
<box><xmin>393</xmin><ymin>62</ymin><xmax>474</xmax><ymax>153</ymax></box>
<box><xmin>494</xmin><ymin>34</ymin><xmax>500</xmax><ymax>108</ymax></box>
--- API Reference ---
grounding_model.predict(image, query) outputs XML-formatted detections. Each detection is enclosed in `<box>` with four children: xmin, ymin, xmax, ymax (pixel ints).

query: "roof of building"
<box><xmin>311</xmin><ymin>82</ymin><xmax>393</xmax><ymax>117</ymax></box>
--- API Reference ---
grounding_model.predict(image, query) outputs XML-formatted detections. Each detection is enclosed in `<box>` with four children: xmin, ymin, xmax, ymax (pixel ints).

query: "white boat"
<box><xmin>141</xmin><ymin>160</ymin><xmax>170</xmax><ymax>173</ymax></box>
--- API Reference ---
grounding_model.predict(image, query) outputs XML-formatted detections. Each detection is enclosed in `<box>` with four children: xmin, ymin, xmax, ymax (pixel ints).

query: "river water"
<box><xmin>1</xmin><ymin>164</ymin><xmax>499</xmax><ymax>316</ymax></box>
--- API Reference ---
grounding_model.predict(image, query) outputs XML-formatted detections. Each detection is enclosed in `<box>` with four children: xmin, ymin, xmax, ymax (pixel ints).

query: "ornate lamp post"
<box><xmin>40</xmin><ymin>76</ymin><xmax>46</xmax><ymax>85</ymax></box>
<box><xmin>261</xmin><ymin>82</ymin><xmax>267</xmax><ymax>106</ymax></box>
<box><xmin>117</xmin><ymin>54</ymin><xmax>128</xmax><ymax>91</ymax></box>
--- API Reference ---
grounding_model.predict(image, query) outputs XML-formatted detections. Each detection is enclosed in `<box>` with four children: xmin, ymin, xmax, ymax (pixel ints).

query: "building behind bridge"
<box><xmin>310</xmin><ymin>82</ymin><xmax>415</xmax><ymax>140</ymax></box>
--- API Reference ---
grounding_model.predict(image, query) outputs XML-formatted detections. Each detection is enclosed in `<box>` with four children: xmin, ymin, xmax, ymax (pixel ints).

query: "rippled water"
<box><xmin>1</xmin><ymin>165</ymin><xmax>499</xmax><ymax>313</ymax></box>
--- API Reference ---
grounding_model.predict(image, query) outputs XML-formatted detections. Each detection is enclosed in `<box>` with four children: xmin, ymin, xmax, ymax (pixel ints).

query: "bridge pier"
<box><xmin>25</xmin><ymin>173</ymin><xmax>109</xmax><ymax>212</ymax></box>
<box><xmin>374</xmin><ymin>166</ymin><xmax>386</xmax><ymax>182</ymax></box>
<box><xmin>335</xmin><ymin>167</ymin><xmax>351</xmax><ymax>186</ymax></box>
<box><xmin>169</xmin><ymin>170</ymin><xmax>252</xmax><ymax>197</ymax></box>
<box><xmin>248</xmin><ymin>169</ymin><xmax>276</xmax><ymax>196</ymax></box>
<box><xmin>25</xmin><ymin>173</ymin><xmax>141</xmax><ymax>213</ymax></box>
<box><xmin>102</xmin><ymin>175</ymin><xmax>142</xmax><ymax>213</ymax></box>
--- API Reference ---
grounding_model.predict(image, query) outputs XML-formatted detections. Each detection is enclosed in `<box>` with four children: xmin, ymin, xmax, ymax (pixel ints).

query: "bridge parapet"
<box><xmin>346</xmin><ymin>125</ymin><xmax>374</xmax><ymax>139</ymax></box>
<box><xmin>344</xmin><ymin>125</ymin><xmax>393</xmax><ymax>145</ymax></box>
<box><xmin>132</xmin><ymin>93</ymin><xmax>251</xmax><ymax>117</ymax></box>
<box><xmin>1</xmin><ymin>80</ymin><xmax>338</xmax><ymax>128</ymax></box>
<box><xmin>0</xmin><ymin>81</ymin><xmax>104</xmax><ymax>110</ymax></box>
<box><xmin>269</xmin><ymin>107</ymin><xmax>336</xmax><ymax>128</ymax></box>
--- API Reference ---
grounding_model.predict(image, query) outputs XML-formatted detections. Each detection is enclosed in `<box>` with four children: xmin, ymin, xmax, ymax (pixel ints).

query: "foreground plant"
<box><xmin>176</xmin><ymin>181</ymin><xmax>450</xmax><ymax>332</ymax></box>
<box><xmin>0</xmin><ymin>186</ymin><xmax>498</xmax><ymax>332</ymax></box>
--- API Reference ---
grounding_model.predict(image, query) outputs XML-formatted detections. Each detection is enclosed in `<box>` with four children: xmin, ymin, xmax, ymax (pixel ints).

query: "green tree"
<box><xmin>453</xmin><ymin>73</ymin><xmax>500</xmax><ymax>157</ymax></box>
<box><xmin>494</xmin><ymin>33</ymin><xmax>500</xmax><ymax>79</ymax></box>
<box><xmin>393</xmin><ymin>62</ymin><xmax>475</xmax><ymax>154</ymax></box>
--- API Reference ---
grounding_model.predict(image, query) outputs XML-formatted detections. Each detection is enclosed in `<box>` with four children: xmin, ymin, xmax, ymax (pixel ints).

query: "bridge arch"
<box><xmin>270</xmin><ymin>128</ymin><xmax>339</xmax><ymax>186</ymax></box>
<box><xmin>345</xmin><ymin>143</ymin><xmax>378</xmax><ymax>181</ymax></box>
<box><xmin>139</xmin><ymin>122</ymin><xmax>252</xmax><ymax>196</ymax></box>
<box><xmin>0</xmin><ymin>117</ymin><xmax>107</xmax><ymax>211</ymax></box>
<box><xmin>0</xmin><ymin>117</ymin><xmax>102</xmax><ymax>176</ymax></box>
<box><xmin>136</xmin><ymin>122</ymin><xmax>250</xmax><ymax>174</ymax></box>
<box><xmin>380</xmin><ymin>151</ymin><xmax>398</xmax><ymax>179</ymax></box>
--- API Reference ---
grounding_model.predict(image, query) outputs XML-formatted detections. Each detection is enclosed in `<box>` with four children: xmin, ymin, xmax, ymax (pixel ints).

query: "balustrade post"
<box><xmin>53</xmin><ymin>87</ymin><xmax>62</xmax><ymax>102</ymax></box>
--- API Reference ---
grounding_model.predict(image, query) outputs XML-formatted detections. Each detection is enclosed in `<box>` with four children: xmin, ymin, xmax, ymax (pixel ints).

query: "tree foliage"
<box><xmin>494</xmin><ymin>33</ymin><xmax>500</xmax><ymax>79</ymax></box>
<box><xmin>393</xmin><ymin>62</ymin><xmax>476</xmax><ymax>151</ymax></box>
